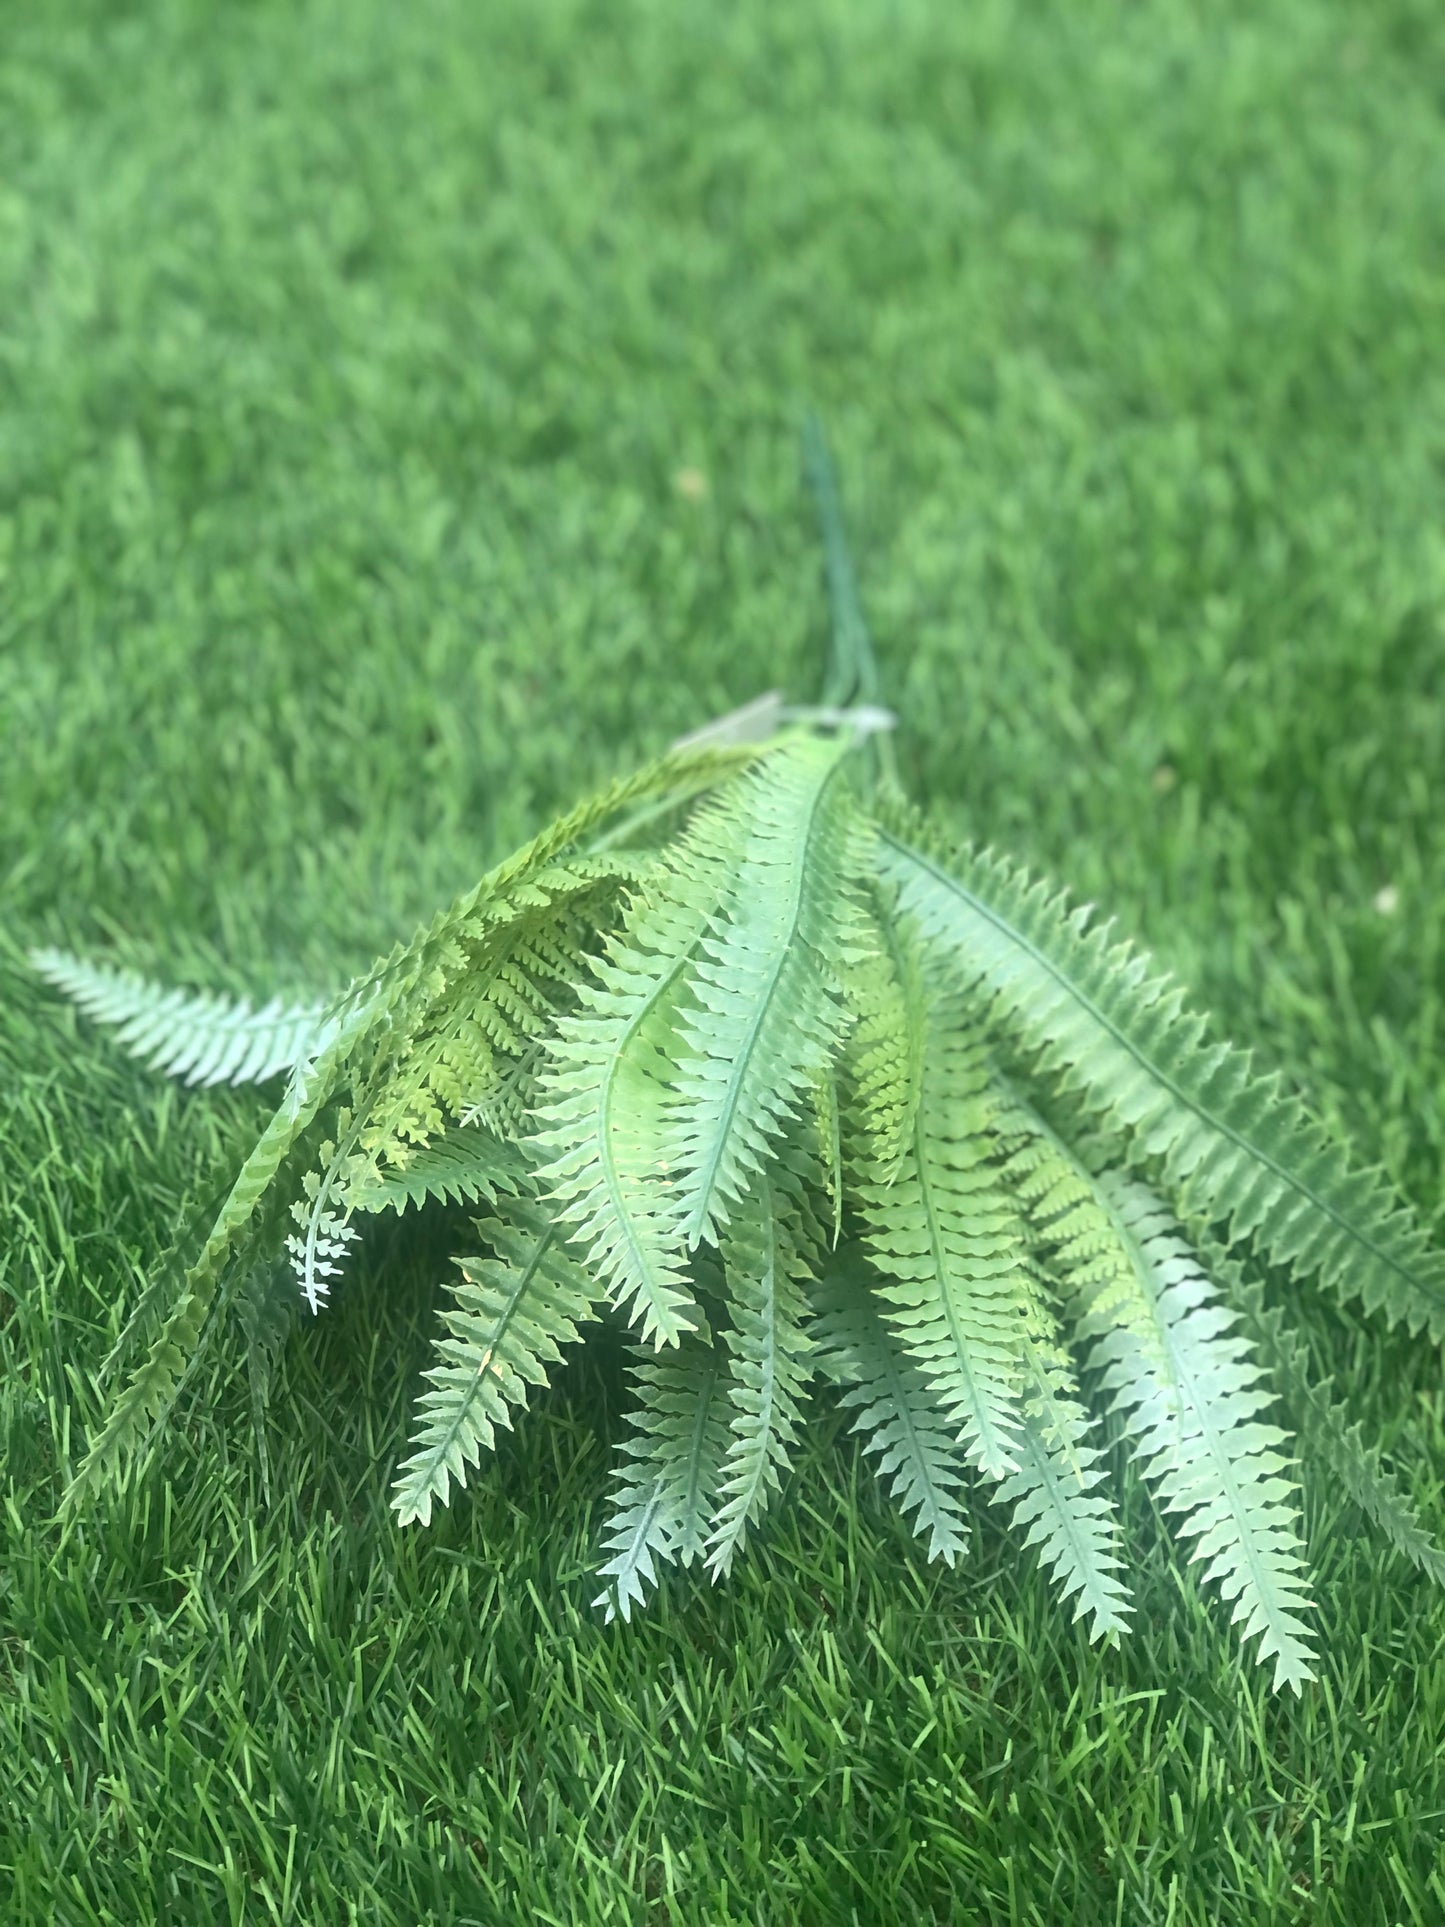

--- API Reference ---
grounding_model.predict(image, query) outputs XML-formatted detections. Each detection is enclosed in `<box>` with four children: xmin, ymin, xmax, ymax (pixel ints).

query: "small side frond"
<box><xmin>1089</xmin><ymin>1178</ymin><xmax>1316</xmax><ymax>1692</ymax></box>
<box><xmin>840</xmin><ymin>896</ymin><xmax>924</xmax><ymax>1184</ymax></box>
<box><xmin>855</xmin><ymin>996</ymin><xmax>1034</xmax><ymax>1481</ymax></box>
<box><xmin>811</xmin><ymin>1249</ymin><xmax>970</xmax><ymax>1566</ymax></box>
<box><xmin>391</xmin><ymin>1193</ymin><xmax>601</xmax><ymax>1528</ymax></box>
<box><xmin>877</xmin><ymin>822</ymin><xmax>1445</xmax><ymax>1341</ymax></box>
<box><xmin>592</xmin><ymin>1335</ymin><xmax>733</xmax><ymax>1622</ymax></box>
<box><xmin>343</xmin><ymin>1122</ymin><xmax>527</xmax><ymax>1217</ymax></box>
<box><xmin>1223</xmin><ymin>1260</ymin><xmax>1445</xmax><ymax>1589</ymax></box>
<box><xmin>30</xmin><ymin>948</ymin><xmax>331</xmax><ymax>1086</ymax></box>
<box><xmin>992</xmin><ymin>1349</ymin><xmax>1133</xmax><ymax>1641</ymax></box>
<box><xmin>705</xmin><ymin>1178</ymin><xmax>814</xmax><ymax>1577</ymax></box>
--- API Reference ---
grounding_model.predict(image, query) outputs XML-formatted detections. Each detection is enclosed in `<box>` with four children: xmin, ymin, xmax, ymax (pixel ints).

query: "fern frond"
<box><xmin>592</xmin><ymin>1334</ymin><xmax>733</xmax><ymax>1622</ymax></box>
<box><xmin>1223</xmin><ymin>1261</ymin><xmax>1445</xmax><ymax>1589</ymax></box>
<box><xmin>840</xmin><ymin>896</ymin><xmax>924</xmax><ymax>1185</ymax></box>
<box><xmin>1088</xmin><ymin>1177</ymin><xmax>1316</xmax><ymax>1692</ymax></box>
<box><xmin>665</xmin><ymin>734</ymin><xmax>863</xmax><ymax>1249</ymax></box>
<box><xmin>854</xmin><ymin>995</ymin><xmax>1034</xmax><ymax>1481</ymax></box>
<box><xmin>30</xmin><ymin>948</ymin><xmax>332</xmax><ymax>1085</ymax></box>
<box><xmin>704</xmin><ymin>1177</ymin><xmax>814</xmax><ymax>1577</ymax></box>
<box><xmin>532</xmin><ymin>776</ymin><xmax>761</xmax><ymax>1348</ymax></box>
<box><xmin>63</xmin><ymin>1045</ymin><xmax>340</xmax><ymax>1510</ymax></box>
<box><xmin>391</xmin><ymin>1192</ymin><xmax>601</xmax><ymax>1528</ymax></box>
<box><xmin>878</xmin><ymin>822</ymin><xmax>1445</xmax><ymax>1341</ymax></box>
<box><xmin>993</xmin><ymin>1085</ymin><xmax>1161</xmax><ymax>1354</ymax></box>
<box><xmin>993</xmin><ymin>1350</ymin><xmax>1133</xmax><ymax>1641</ymax></box>
<box><xmin>811</xmin><ymin>1249</ymin><xmax>970</xmax><ymax>1566</ymax></box>
<box><xmin>66</xmin><ymin>755</ymin><xmax>743</xmax><ymax>1511</ymax></box>
<box><xmin>342</xmin><ymin>1121</ymin><xmax>527</xmax><ymax>1217</ymax></box>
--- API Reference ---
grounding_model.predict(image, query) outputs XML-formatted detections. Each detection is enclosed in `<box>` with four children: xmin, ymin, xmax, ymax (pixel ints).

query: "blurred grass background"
<box><xmin>3</xmin><ymin>0</ymin><xmax>1445</xmax><ymax>1920</ymax></box>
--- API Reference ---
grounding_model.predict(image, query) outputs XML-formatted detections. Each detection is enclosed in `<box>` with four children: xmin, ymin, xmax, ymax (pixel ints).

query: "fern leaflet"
<box><xmin>391</xmin><ymin>1190</ymin><xmax>601</xmax><ymax>1527</ymax></box>
<box><xmin>705</xmin><ymin>1176</ymin><xmax>813</xmax><ymax>1577</ymax></box>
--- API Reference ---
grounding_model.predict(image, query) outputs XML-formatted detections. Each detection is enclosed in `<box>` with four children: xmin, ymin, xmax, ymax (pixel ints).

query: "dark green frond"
<box><xmin>878</xmin><ymin>822</ymin><xmax>1445</xmax><ymax>1341</ymax></box>
<box><xmin>391</xmin><ymin>1192</ymin><xmax>601</xmax><ymax>1528</ymax></box>
<box><xmin>1224</xmin><ymin>1261</ymin><xmax>1445</xmax><ymax>1589</ymax></box>
<box><xmin>63</xmin><ymin>1043</ymin><xmax>340</xmax><ymax>1511</ymax></box>
<box><xmin>342</xmin><ymin>1122</ymin><xmax>527</xmax><ymax>1217</ymax></box>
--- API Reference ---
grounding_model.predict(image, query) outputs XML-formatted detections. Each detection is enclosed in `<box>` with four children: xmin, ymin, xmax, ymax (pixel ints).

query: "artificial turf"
<box><xmin>4</xmin><ymin>0</ymin><xmax>1445</xmax><ymax>1920</ymax></box>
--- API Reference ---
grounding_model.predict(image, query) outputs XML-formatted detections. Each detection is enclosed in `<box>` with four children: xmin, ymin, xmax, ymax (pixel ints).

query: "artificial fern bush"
<box><xmin>34</xmin><ymin>467</ymin><xmax>1445</xmax><ymax>1697</ymax></box>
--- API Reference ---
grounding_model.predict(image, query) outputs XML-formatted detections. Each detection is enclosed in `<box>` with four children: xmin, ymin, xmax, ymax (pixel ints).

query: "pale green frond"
<box><xmin>992</xmin><ymin>1349</ymin><xmax>1133</xmax><ymax>1641</ymax></box>
<box><xmin>342</xmin><ymin>1121</ymin><xmax>527</xmax><ymax>1217</ymax></box>
<box><xmin>705</xmin><ymin>1177</ymin><xmax>814</xmax><ymax>1577</ymax></box>
<box><xmin>591</xmin><ymin>1335</ymin><xmax>733</xmax><ymax>1622</ymax></box>
<box><xmin>1089</xmin><ymin>1177</ymin><xmax>1316</xmax><ymax>1693</ymax></box>
<box><xmin>665</xmin><ymin>734</ymin><xmax>861</xmax><ymax>1250</ymax></box>
<box><xmin>391</xmin><ymin>1193</ymin><xmax>601</xmax><ymax>1528</ymax></box>
<box><xmin>531</xmin><ymin>773</ymin><xmax>763</xmax><ymax>1347</ymax></box>
<box><xmin>877</xmin><ymin>820</ymin><xmax>1445</xmax><ymax>1341</ymax></box>
<box><xmin>30</xmin><ymin>947</ymin><xmax>333</xmax><ymax>1086</ymax></box>
<box><xmin>1222</xmin><ymin>1259</ymin><xmax>1445</xmax><ymax>1589</ymax></box>
<box><xmin>811</xmin><ymin>1249</ymin><xmax>970</xmax><ymax>1566</ymax></box>
<box><xmin>854</xmin><ymin>994</ymin><xmax>1034</xmax><ymax>1482</ymax></box>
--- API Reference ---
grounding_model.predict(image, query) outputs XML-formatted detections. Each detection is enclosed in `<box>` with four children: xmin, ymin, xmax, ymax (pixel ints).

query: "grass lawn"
<box><xmin>4</xmin><ymin>0</ymin><xmax>1445</xmax><ymax>1919</ymax></box>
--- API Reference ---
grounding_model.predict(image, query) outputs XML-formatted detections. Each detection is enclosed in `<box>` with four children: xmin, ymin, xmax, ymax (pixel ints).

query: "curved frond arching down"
<box><xmin>1089</xmin><ymin>1178</ymin><xmax>1316</xmax><ymax>1693</ymax></box>
<box><xmin>877</xmin><ymin>823</ymin><xmax>1445</xmax><ymax>1341</ymax></box>
<box><xmin>532</xmin><ymin>768</ymin><xmax>762</xmax><ymax>1349</ymax></box>
<box><xmin>29</xmin><ymin>948</ymin><xmax>332</xmax><ymax>1086</ymax></box>
<box><xmin>391</xmin><ymin>1192</ymin><xmax>601</xmax><ymax>1528</ymax></box>
<box><xmin>1223</xmin><ymin>1257</ymin><xmax>1445</xmax><ymax>1588</ymax></box>
<box><xmin>592</xmin><ymin>1334</ymin><xmax>733</xmax><ymax>1622</ymax></box>
<box><xmin>993</xmin><ymin>1352</ymin><xmax>1133</xmax><ymax>1642</ymax></box>
<box><xmin>811</xmin><ymin>1249</ymin><xmax>971</xmax><ymax>1566</ymax></box>
<box><xmin>664</xmin><ymin>734</ymin><xmax>864</xmax><ymax>1250</ymax></box>
<box><xmin>704</xmin><ymin>1176</ymin><xmax>814</xmax><ymax>1578</ymax></box>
